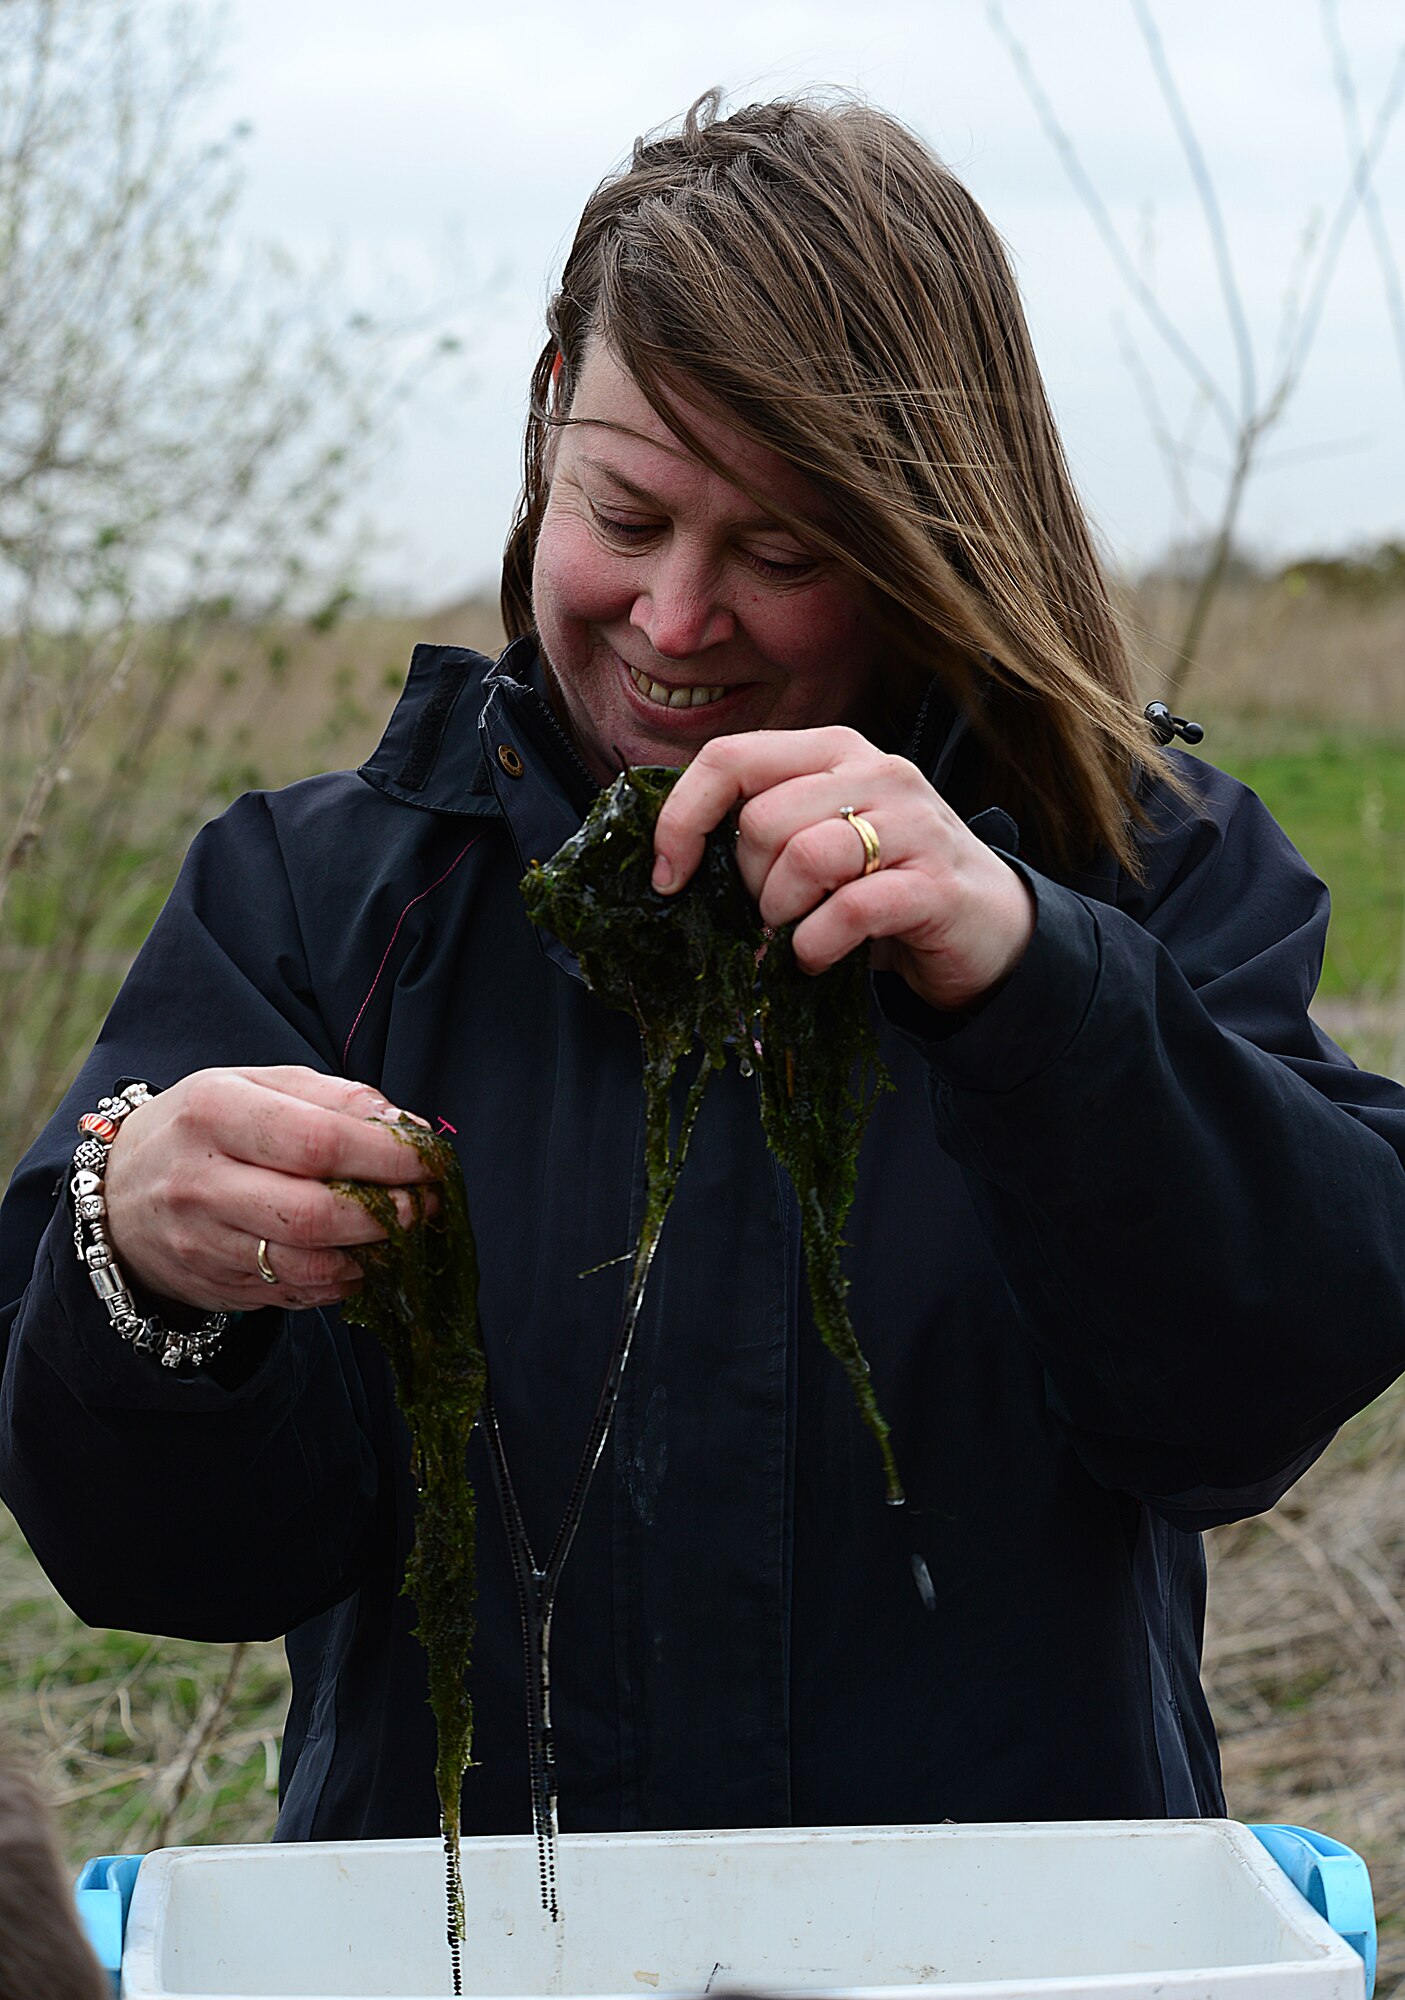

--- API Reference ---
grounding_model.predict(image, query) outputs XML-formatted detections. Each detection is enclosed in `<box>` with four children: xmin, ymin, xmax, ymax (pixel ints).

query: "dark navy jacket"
<box><xmin>5</xmin><ymin>640</ymin><xmax>1405</xmax><ymax>1840</ymax></box>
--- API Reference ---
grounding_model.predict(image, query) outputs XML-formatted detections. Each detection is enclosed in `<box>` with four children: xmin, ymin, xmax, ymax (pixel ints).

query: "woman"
<box><xmin>3</xmin><ymin>94</ymin><xmax>1405</xmax><ymax>1843</ymax></box>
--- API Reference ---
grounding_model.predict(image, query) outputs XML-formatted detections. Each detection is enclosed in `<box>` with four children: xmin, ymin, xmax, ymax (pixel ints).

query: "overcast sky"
<box><xmin>209</xmin><ymin>0</ymin><xmax>1405</xmax><ymax>606</ymax></box>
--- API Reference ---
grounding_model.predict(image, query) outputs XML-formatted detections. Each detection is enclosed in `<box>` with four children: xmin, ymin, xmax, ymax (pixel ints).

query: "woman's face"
<box><xmin>531</xmin><ymin>345</ymin><xmax>885</xmax><ymax>784</ymax></box>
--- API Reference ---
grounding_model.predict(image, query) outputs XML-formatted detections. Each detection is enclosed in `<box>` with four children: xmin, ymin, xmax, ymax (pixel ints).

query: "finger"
<box><xmin>233</xmin><ymin>1067</ymin><xmax>433</xmax><ymax>1133</ymax></box>
<box><xmin>225</xmin><ymin>1232</ymin><xmax>366</xmax><ymax>1305</ymax></box>
<box><xmin>787</xmin><ymin>870</ymin><xmax>932</xmax><ymax>976</ymax></box>
<box><xmin>232</xmin><ymin>1067</ymin><xmax>400</xmax><ymax>1118</ymax></box>
<box><xmin>732</xmin><ymin>766</ymin><xmax>907</xmax><ymax>896</ymax></box>
<box><xmin>203</xmin><ymin>1162</ymin><xmax>441</xmax><ymax>1252</ymax></box>
<box><xmin>752</xmin><ymin>814</ymin><xmax>885</xmax><ymax>928</ymax></box>
<box><xmin>127</xmin><ymin>1218</ymin><xmax>368</xmax><ymax>1315</ymax></box>
<box><xmin>178</xmin><ymin>1073</ymin><xmax>441</xmax><ymax>1185</ymax></box>
<box><xmin>728</xmin><ymin>771</ymin><xmax>855</xmax><ymax>891</ymax></box>
<box><xmin>652</xmin><ymin>727</ymin><xmax>863</xmax><ymax>893</ymax></box>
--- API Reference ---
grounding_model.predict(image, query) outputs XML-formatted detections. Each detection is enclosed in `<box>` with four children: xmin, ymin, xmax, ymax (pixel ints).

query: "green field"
<box><xmin>1204</xmin><ymin>727</ymin><xmax>1405</xmax><ymax>999</ymax></box>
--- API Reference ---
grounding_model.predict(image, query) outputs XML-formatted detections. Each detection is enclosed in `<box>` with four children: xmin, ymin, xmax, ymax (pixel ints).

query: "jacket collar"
<box><xmin>478</xmin><ymin>647</ymin><xmax>600</xmax><ymax>880</ymax></box>
<box><xmin>358</xmin><ymin>640</ymin><xmax>506</xmax><ymax>817</ymax></box>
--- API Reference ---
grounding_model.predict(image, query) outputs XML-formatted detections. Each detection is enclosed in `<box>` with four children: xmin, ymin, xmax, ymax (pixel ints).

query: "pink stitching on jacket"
<box><xmin>342</xmin><ymin>838</ymin><xmax>481</xmax><ymax>1066</ymax></box>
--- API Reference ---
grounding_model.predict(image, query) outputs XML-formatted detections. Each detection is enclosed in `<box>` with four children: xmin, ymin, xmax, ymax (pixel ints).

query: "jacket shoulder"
<box><xmin>1123</xmin><ymin>752</ymin><xmax>1328</xmax><ymax>959</ymax></box>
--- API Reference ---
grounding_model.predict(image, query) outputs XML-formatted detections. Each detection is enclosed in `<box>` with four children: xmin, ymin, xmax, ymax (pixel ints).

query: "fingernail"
<box><xmin>652</xmin><ymin>855</ymin><xmax>674</xmax><ymax>893</ymax></box>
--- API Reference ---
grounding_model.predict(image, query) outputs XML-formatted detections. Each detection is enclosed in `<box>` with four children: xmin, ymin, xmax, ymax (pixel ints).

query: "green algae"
<box><xmin>521</xmin><ymin>765</ymin><xmax>758</xmax><ymax>1298</ymax></box>
<box><xmin>323</xmin><ymin>765</ymin><xmax>903</xmax><ymax>1987</ymax></box>
<box><xmin>748</xmin><ymin>904</ymin><xmax>901</xmax><ymax>1501</ymax></box>
<box><xmin>332</xmin><ymin>1119</ymin><xmax>485</xmax><ymax>1976</ymax></box>
<box><xmin>521</xmin><ymin>765</ymin><xmax>902</xmax><ymax>1503</ymax></box>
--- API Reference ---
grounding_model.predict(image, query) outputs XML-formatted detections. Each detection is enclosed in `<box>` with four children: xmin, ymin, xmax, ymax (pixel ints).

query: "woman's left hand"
<box><xmin>651</xmin><ymin>726</ymin><xmax>1035</xmax><ymax>1013</ymax></box>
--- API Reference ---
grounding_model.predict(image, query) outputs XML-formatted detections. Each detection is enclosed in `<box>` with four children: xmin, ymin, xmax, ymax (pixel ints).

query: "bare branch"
<box><xmin>995</xmin><ymin>0</ymin><xmax>1405</xmax><ymax>698</ymax></box>
<box><xmin>148</xmin><ymin>1642</ymin><xmax>248</xmax><ymax>1849</ymax></box>
<box><xmin>1114</xmin><ymin>314</ymin><xmax>1200</xmax><ymax>528</ymax></box>
<box><xmin>1167</xmin><ymin>428</ymin><xmax>1255</xmax><ymax>702</ymax></box>
<box><xmin>1129</xmin><ymin>0</ymin><xmax>1258</xmax><ymax>424</ymax></box>
<box><xmin>985</xmin><ymin>1</ymin><xmax>1236</xmax><ymax>438</ymax></box>
<box><xmin>1321</xmin><ymin>0</ymin><xmax>1405</xmax><ymax>398</ymax></box>
<box><xmin>1273</xmin><ymin>31</ymin><xmax>1405</xmax><ymax>416</ymax></box>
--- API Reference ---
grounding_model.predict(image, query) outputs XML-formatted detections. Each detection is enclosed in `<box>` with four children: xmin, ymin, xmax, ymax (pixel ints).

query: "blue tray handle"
<box><xmin>74</xmin><ymin>1855</ymin><xmax>144</xmax><ymax>1996</ymax></box>
<box><xmin>1251</xmin><ymin>1823</ymin><xmax>1376</xmax><ymax>1998</ymax></box>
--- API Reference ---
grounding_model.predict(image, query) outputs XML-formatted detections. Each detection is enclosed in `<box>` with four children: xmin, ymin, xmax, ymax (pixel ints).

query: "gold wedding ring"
<box><xmin>838</xmin><ymin>806</ymin><xmax>882</xmax><ymax>876</ymax></box>
<box><xmin>256</xmin><ymin>1237</ymin><xmax>279</xmax><ymax>1285</ymax></box>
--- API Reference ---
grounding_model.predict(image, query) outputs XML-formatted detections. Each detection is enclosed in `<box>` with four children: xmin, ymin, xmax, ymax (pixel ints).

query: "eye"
<box><xmin>588</xmin><ymin>505</ymin><xmax>659</xmax><ymax>546</ymax></box>
<box><xmin>742</xmin><ymin>546</ymin><xmax>820</xmax><ymax>581</ymax></box>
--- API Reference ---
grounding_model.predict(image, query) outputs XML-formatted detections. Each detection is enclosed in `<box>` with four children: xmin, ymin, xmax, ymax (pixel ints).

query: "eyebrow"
<box><xmin>577</xmin><ymin>454</ymin><xmax>802</xmax><ymax>536</ymax></box>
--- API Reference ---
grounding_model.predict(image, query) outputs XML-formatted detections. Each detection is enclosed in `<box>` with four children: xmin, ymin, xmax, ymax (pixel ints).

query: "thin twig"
<box><xmin>1130</xmin><ymin>0</ymin><xmax>1257</xmax><ymax>424</ymax></box>
<box><xmin>1320</xmin><ymin>0</ymin><xmax>1405</xmax><ymax>397</ymax></box>
<box><xmin>985</xmin><ymin>2</ymin><xmax>1235</xmax><ymax>437</ymax></box>
<box><xmin>992</xmin><ymin>1</ymin><xmax>1405</xmax><ymax>701</ymax></box>
<box><xmin>1277</xmin><ymin>34</ymin><xmax>1405</xmax><ymax>411</ymax></box>
<box><xmin>147</xmin><ymin>1641</ymin><xmax>248</xmax><ymax>1849</ymax></box>
<box><xmin>1114</xmin><ymin>315</ymin><xmax>1199</xmax><ymax>528</ymax></box>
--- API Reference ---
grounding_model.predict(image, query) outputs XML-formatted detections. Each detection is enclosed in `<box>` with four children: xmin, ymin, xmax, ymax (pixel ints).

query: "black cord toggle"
<box><xmin>1144</xmin><ymin>701</ymin><xmax>1205</xmax><ymax>746</ymax></box>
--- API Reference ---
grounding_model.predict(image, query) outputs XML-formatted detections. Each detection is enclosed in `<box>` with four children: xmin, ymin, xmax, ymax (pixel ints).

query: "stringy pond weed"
<box><xmin>333</xmin><ymin>762</ymin><xmax>901</xmax><ymax>1986</ymax></box>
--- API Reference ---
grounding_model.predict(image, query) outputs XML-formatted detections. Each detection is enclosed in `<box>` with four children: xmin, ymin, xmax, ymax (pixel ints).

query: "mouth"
<box><xmin>626</xmin><ymin>662</ymin><xmax>730</xmax><ymax>710</ymax></box>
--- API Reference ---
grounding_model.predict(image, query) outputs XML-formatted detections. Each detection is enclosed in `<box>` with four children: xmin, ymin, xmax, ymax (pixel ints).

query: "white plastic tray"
<box><xmin>117</xmin><ymin>1819</ymin><xmax>1367</xmax><ymax>2000</ymax></box>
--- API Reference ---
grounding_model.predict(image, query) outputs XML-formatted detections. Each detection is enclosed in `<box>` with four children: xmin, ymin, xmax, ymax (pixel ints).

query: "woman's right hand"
<box><xmin>101</xmin><ymin>1066</ymin><xmax>442</xmax><ymax>1313</ymax></box>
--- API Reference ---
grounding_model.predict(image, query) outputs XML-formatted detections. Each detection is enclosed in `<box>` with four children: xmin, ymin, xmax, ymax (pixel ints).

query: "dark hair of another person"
<box><xmin>502</xmin><ymin>90</ymin><xmax>1180</xmax><ymax>873</ymax></box>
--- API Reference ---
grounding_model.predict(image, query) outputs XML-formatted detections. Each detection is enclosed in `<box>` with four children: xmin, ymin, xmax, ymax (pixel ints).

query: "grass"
<box><xmin>1205</xmin><ymin>1379</ymin><xmax>1405</xmax><ymax>1987</ymax></box>
<box><xmin>4</xmin><ymin>582</ymin><xmax>1405</xmax><ymax>1986</ymax></box>
<box><xmin>0</xmin><ymin>1508</ymin><xmax>287</xmax><ymax>1862</ymax></box>
<box><xmin>1197</xmin><ymin>728</ymin><xmax>1405</xmax><ymax>1001</ymax></box>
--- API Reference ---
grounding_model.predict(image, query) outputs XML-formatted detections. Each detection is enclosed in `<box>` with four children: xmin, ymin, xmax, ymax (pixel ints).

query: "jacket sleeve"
<box><xmin>882</xmin><ymin>758</ymin><xmax>1405</xmax><ymax>1530</ymax></box>
<box><xmin>0</xmin><ymin>790</ymin><xmax>381</xmax><ymax>1641</ymax></box>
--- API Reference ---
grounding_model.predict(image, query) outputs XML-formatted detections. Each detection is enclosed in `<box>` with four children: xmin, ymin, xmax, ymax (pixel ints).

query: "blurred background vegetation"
<box><xmin>3</xmin><ymin>0</ymin><xmax>1405</xmax><ymax>1993</ymax></box>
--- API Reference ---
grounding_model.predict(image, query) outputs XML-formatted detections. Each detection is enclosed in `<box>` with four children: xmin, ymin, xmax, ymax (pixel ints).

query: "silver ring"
<box><xmin>256</xmin><ymin>1237</ymin><xmax>279</xmax><ymax>1286</ymax></box>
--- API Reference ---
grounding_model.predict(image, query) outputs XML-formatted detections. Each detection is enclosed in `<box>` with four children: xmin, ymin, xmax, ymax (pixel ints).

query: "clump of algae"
<box><xmin>521</xmin><ymin>764</ymin><xmax>901</xmax><ymax>1502</ymax></box>
<box><xmin>327</xmin><ymin>764</ymin><xmax>902</xmax><ymax>1991</ymax></box>
<box><xmin>333</xmin><ymin>1120</ymin><xmax>485</xmax><ymax>1988</ymax></box>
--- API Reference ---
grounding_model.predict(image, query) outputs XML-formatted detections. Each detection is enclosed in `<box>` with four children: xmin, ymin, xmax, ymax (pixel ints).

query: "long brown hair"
<box><xmin>502</xmin><ymin>91</ymin><xmax>1168</xmax><ymax>871</ymax></box>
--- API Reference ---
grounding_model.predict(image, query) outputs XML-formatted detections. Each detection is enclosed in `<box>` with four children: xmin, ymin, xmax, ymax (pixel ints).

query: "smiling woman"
<box><xmin>4</xmin><ymin>88</ymin><xmax>1405</xmax><ymax>1876</ymax></box>
<box><xmin>505</xmin><ymin>95</ymin><xmax>1159</xmax><ymax>882</ymax></box>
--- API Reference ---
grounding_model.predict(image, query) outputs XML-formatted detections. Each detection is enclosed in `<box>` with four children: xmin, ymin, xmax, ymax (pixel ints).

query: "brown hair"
<box><xmin>0</xmin><ymin>1759</ymin><xmax>109</xmax><ymax>2000</ymax></box>
<box><xmin>502</xmin><ymin>91</ymin><xmax>1169</xmax><ymax>870</ymax></box>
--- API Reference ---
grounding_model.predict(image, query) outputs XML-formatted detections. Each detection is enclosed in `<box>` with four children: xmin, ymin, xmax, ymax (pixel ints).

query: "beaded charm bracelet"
<box><xmin>70</xmin><ymin>1082</ymin><xmax>228</xmax><ymax>1370</ymax></box>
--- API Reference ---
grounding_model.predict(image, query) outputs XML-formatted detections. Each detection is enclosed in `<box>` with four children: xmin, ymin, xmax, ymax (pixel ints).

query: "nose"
<box><xmin>629</xmin><ymin>543</ymin><xmax>736</xmax><ymax>658</ymax></box>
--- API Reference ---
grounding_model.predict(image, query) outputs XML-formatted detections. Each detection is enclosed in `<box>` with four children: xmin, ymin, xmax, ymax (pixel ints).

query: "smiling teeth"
<box><xmin>629</xmin><ymin>665</ymin><xmax>727</xmax><ymax>709</ymax></box>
